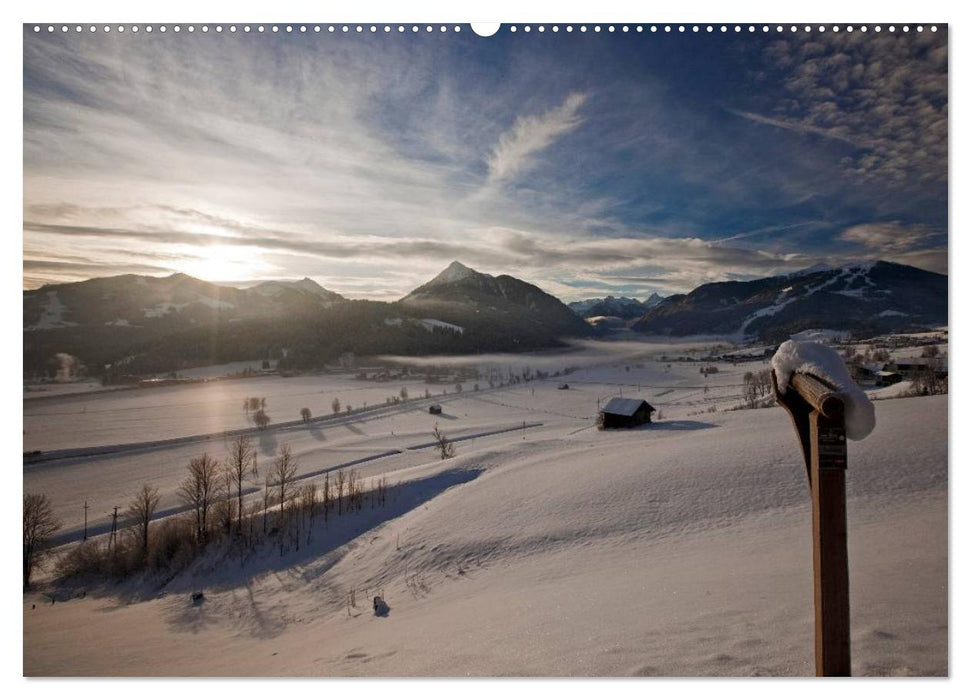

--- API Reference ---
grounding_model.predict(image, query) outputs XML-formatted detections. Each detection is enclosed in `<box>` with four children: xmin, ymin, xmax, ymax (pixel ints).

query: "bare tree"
<box><xmin>272</xmin><ymin>445</ymin><xmax>298</xmax><ymax>530</ymax></box>
<box><xmin>177</xmin><ymin>453</ymin><xmax>221</xmax><ymax>545</ymax></box>
<box><xmin>912</xmin><ymin>367</ymin><xmax>946</xmax><ymax>395</ymax></box>
<box><xmin>300</xmin><ymin>483</ymin><xmax>318</xmax><ymax>544</ymax></box>
<box><xmin>433</xmin><ymin>423</ymin><xmax>455</xmax><ymax>460</ymax></box>
<box><xmin>322</xmin><ymin>472</ymin><xmax>331</xmax><ymax>522</ymax></box>
<box><xmin>300</xmin><ymin>407</ymin><xmax>312</xmax><ymax>423</ymax></box>
<box><xmin>226</xmin><ymin>436</ymin><xmax>254</xmax><ymax>533</ymax></box>
<box><xmin>871</xmin><ymin>348</ymin><xmax>891</xmax><ymax>363</ymax></box>
<box><xmin>262</xmin><ymin>481</ymin><xmax>270</xmax><ymax>534</ymax></box>
<box><xmin>248</xmin><ymin>397</ymin><xmax>261</xmax><ymax>413</ymax></box>
<box><xmin>336</xmin><ymin>470</ymin><xmax>346</xmax><ymax>515</ymax></box>
<box><xmin>755</xmin><ymin>369</ymin><xmax>772</xmax><ymax>398</ymax></box>
<box><xmin>217</xmin><ymin>468</ymin><xmax>235</xmax><ymax>536</ymax></box>
<box><xmin>126</xmin><ymin>484</ymin><xmax>160</xmax><ymax>564</ymax></box>
<box><xmin>332</xmin><ymin>397</ymin><xmax>341</xmax><ymax>414</ymax></box>
<box><xmin>743</xmin><ymin>369</ymin><xmax>773</xmax><ymax>407</ymax></box>
<box><xmin>24</xmin><ymin>493</ymin><xmax>60</xmax><ymax>589</ymax></box>
<box><xmin>253</xmin><ymin>408</ymin><xmax>270</xmax><ymax>430</ymax></box>
<box><xmin>399</xmin><ymin>387</ymin><xmax>409</xmax><ymax>401</ymax></box>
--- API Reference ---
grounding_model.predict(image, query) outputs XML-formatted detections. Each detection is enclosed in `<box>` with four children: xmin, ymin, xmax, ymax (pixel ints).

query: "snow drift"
<box><xmin>771</xmin><ymin>340</ymin><xmax>876</xmax><ymax>440</ymax></box>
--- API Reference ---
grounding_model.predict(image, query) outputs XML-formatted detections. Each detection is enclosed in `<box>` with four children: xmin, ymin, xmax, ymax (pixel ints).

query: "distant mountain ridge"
<box><xmin>631</xmin><ymin>260</ymin><xmax>947</xmax><ymax>341</ymax></box>
<box><xmin>23</xmin><ymin>260</ymin><xmax>947</xmax><ymax>379</ymax></box>
<box><xmin>250</xmin><ymin>277</ymin><xmax>346</xmax><ymax>304</ymax></box>
<box><xmin>24</xmin><ymin>263</ymin><xmax>592</xmax><ymax>378</ymax></box>
<box><xmin>568</xmin><ymin>294</ymin><xmax>664</xmax><ymax>320</ymax></box>
<box><xmin>23</xmin><ymin>273</ymin><xmax>346</xmax><ymax>331</ymax></box>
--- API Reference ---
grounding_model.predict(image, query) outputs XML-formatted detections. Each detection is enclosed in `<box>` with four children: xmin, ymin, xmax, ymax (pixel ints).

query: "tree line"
<box><xmin>22</xmin><ymin>433</ymin><xmax>435</xmax><ymax>589</ymax></box>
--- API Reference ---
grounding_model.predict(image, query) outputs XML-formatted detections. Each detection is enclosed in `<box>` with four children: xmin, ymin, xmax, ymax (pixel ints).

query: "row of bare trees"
<box><xmin>743</xmin><ymin>369</ymin><xmax>774</xmax><ymax>408</ymax></box>
<box><xmin>27</xmin><ymin>419</ymin><xmax>457</xmax><ymax>589</ymax></box>
<box><xmin>34</xmin><ymin>438</ymin><xmax>406</xmax><ymax>587</ymax></box>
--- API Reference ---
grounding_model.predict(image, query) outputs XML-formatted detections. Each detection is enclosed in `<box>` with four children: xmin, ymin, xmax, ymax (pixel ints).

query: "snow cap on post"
<box><xmin>772</xmin><ymin>340</ymin><xmax>876</xmax><ymax>440</ymax></box>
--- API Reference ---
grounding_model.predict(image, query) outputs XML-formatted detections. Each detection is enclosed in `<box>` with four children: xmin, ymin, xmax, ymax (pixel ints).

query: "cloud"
<box><xmin>839</xmin><ymin>221</ymin><xmax>940</xmax><ymax>252</ymax></box>
<box><xmin>23</xmin><ymin>206</ymin><xmax>817</xmax><ymax>300</ymax></box>
<box><xmin>728</xmin><ymin>110</ymin><xmax>867</xmax><ymax>148</ymax></box>
<box><xmin>752</xmin><ymin>32</ymin><xmax>947</xmax><ymax>187</ymax></box>
<box><xmin>837</xmin><ymin>221</ymin><xmax>947</xmax><ymax>274</ymax></box>
<box><xmin>487</xmin><ymin>92</ymin><xmax>587</xmax><ymax>182</ymax></box>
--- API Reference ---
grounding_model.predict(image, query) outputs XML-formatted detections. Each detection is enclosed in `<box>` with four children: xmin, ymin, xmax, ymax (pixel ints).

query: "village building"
<box><xmin>875</xmin><ymin>370</ymin><xmax>903</xmax><ymax>387</ymax></box>
<box><xmin>889</xmin><ymin>357</ymin><xmax>946</xmax><ymax>376</ymax></box>
<box><xmin>850</xmin><ymin>362</ymin><xmax>885</xmax><ymax>384</ymax></box>
<box><xmin>598</xmin><ymin>397</ymin><xmax>656</xmax><ymax>429</ymax></box>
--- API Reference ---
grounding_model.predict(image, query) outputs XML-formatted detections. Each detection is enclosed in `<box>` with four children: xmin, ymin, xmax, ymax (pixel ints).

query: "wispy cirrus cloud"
<box><xmin>728</xmin><ymin>109</ymin><xmax>868</xmax><ymax>148</ymax></box>
<box><xmin>487</xmin><ymin>92</ymin><xmax>588</xmax><ymax>182</ymax></box>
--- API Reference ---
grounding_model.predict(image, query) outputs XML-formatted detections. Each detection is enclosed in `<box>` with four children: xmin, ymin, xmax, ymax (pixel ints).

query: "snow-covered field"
<box><xmin>22</xmin><ymin>347</ymin><xmax>948</xmax><ymax>677</ymax></box>
<box><xmin>23</xmin><ymin>373</ymin><xmax>463</xmax><ymax>453</ymax></box>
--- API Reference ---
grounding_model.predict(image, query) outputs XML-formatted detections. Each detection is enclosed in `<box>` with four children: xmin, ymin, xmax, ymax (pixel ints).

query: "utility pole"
<box><xmin>82</xmin><ymin>501</ymin><xmax>89</xmax><ymax>541</ymax></box>
<box><xmin>108</xmin><ymin>506</ymin><xmax>119</xmax><ymax>551</ymax></box>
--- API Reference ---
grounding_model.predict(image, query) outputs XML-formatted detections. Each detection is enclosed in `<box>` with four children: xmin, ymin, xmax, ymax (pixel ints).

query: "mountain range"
<box><xmin>568</xmin><ymin>294</ymin><xmax>665</xmax><ymax>320</ymax></box>
<box><xmin>24</xmin><ymin>273</ymin><xmax>345</xmax><ymax>332</ymax></box>
<box><xmin>23</xmin><ymin>260</ymin><xmax>947</xmax><ymax>379</ymax></box>
<box><xmin>631</xmin><ymin>260</ymin><xmax>947</xmax><ymax>341</ymax></box>
<box><xmin>23</xmin><ymin>262</ymin><xmax>590</xmax><ymax>378</ymax></box>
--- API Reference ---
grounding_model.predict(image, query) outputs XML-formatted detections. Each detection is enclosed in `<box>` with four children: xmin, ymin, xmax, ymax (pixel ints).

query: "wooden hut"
<box><xmin>599</xmin><ymin>397</ymin><xmax>655</xmax><ymax>429</ymax></box>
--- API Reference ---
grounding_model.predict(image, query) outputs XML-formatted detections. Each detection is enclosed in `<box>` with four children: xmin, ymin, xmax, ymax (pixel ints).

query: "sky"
<box><xmin>22</xmin><ymin>24</ymin><xmax>948</xmax><ymax>301</ymax></box>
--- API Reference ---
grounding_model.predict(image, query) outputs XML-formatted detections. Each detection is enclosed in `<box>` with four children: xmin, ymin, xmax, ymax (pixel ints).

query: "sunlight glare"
<box><xmin>178</xmin><ymin>244</ymin><xmax>263</xmax><ymax>282</ymax></box>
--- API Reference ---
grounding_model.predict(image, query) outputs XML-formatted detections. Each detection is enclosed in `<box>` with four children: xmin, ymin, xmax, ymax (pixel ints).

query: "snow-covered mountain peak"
<box><xmin>427</xmin><ymin>261</ymin><xmax>489</xmax><ymax>286</ymax></box>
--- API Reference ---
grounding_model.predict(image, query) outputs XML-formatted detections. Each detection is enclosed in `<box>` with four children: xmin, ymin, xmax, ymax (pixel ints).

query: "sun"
<box><xmin>179</xmin><ymin>244</ymin><xmax>262</xmax><ymax>282</ymax></box>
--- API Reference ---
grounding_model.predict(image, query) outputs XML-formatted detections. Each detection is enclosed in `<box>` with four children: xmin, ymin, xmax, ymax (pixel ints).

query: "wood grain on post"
<box><xmin>791</xmin><ymin>373</ymin><xmax>844</xmax><ymax>420</ymax></box>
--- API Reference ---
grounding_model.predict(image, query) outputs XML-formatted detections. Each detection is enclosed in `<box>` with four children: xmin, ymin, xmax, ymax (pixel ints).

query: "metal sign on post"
<box><xmin>773</xmin><ymin>370</ymin><xmax>851</xmax><ymax>677</ymax></box>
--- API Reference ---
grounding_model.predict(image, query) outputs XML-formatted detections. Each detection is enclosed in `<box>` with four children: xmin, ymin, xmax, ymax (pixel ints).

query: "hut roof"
<box><xmin>602</xmin><ymin>397</ymin><xmax>655</xmax><ymax>416</ymax></box>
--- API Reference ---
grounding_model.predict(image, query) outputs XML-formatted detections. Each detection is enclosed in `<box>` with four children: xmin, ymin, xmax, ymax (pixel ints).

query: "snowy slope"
<box><xmin>24</xmin><ymin>364</ymin><xmax>946</xmax><ymax>676</ymax></box>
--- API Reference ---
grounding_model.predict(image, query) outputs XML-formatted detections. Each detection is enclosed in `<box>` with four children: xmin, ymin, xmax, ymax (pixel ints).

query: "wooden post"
<box><xmin>809</xmin><ymin>409</ymin><xmax>850</xmax><ymax>676</ymax></box>
<box><xmin>774</xmin><ymin>371</ymin><xmax>851</xmax><ymax>676</ymax></box>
